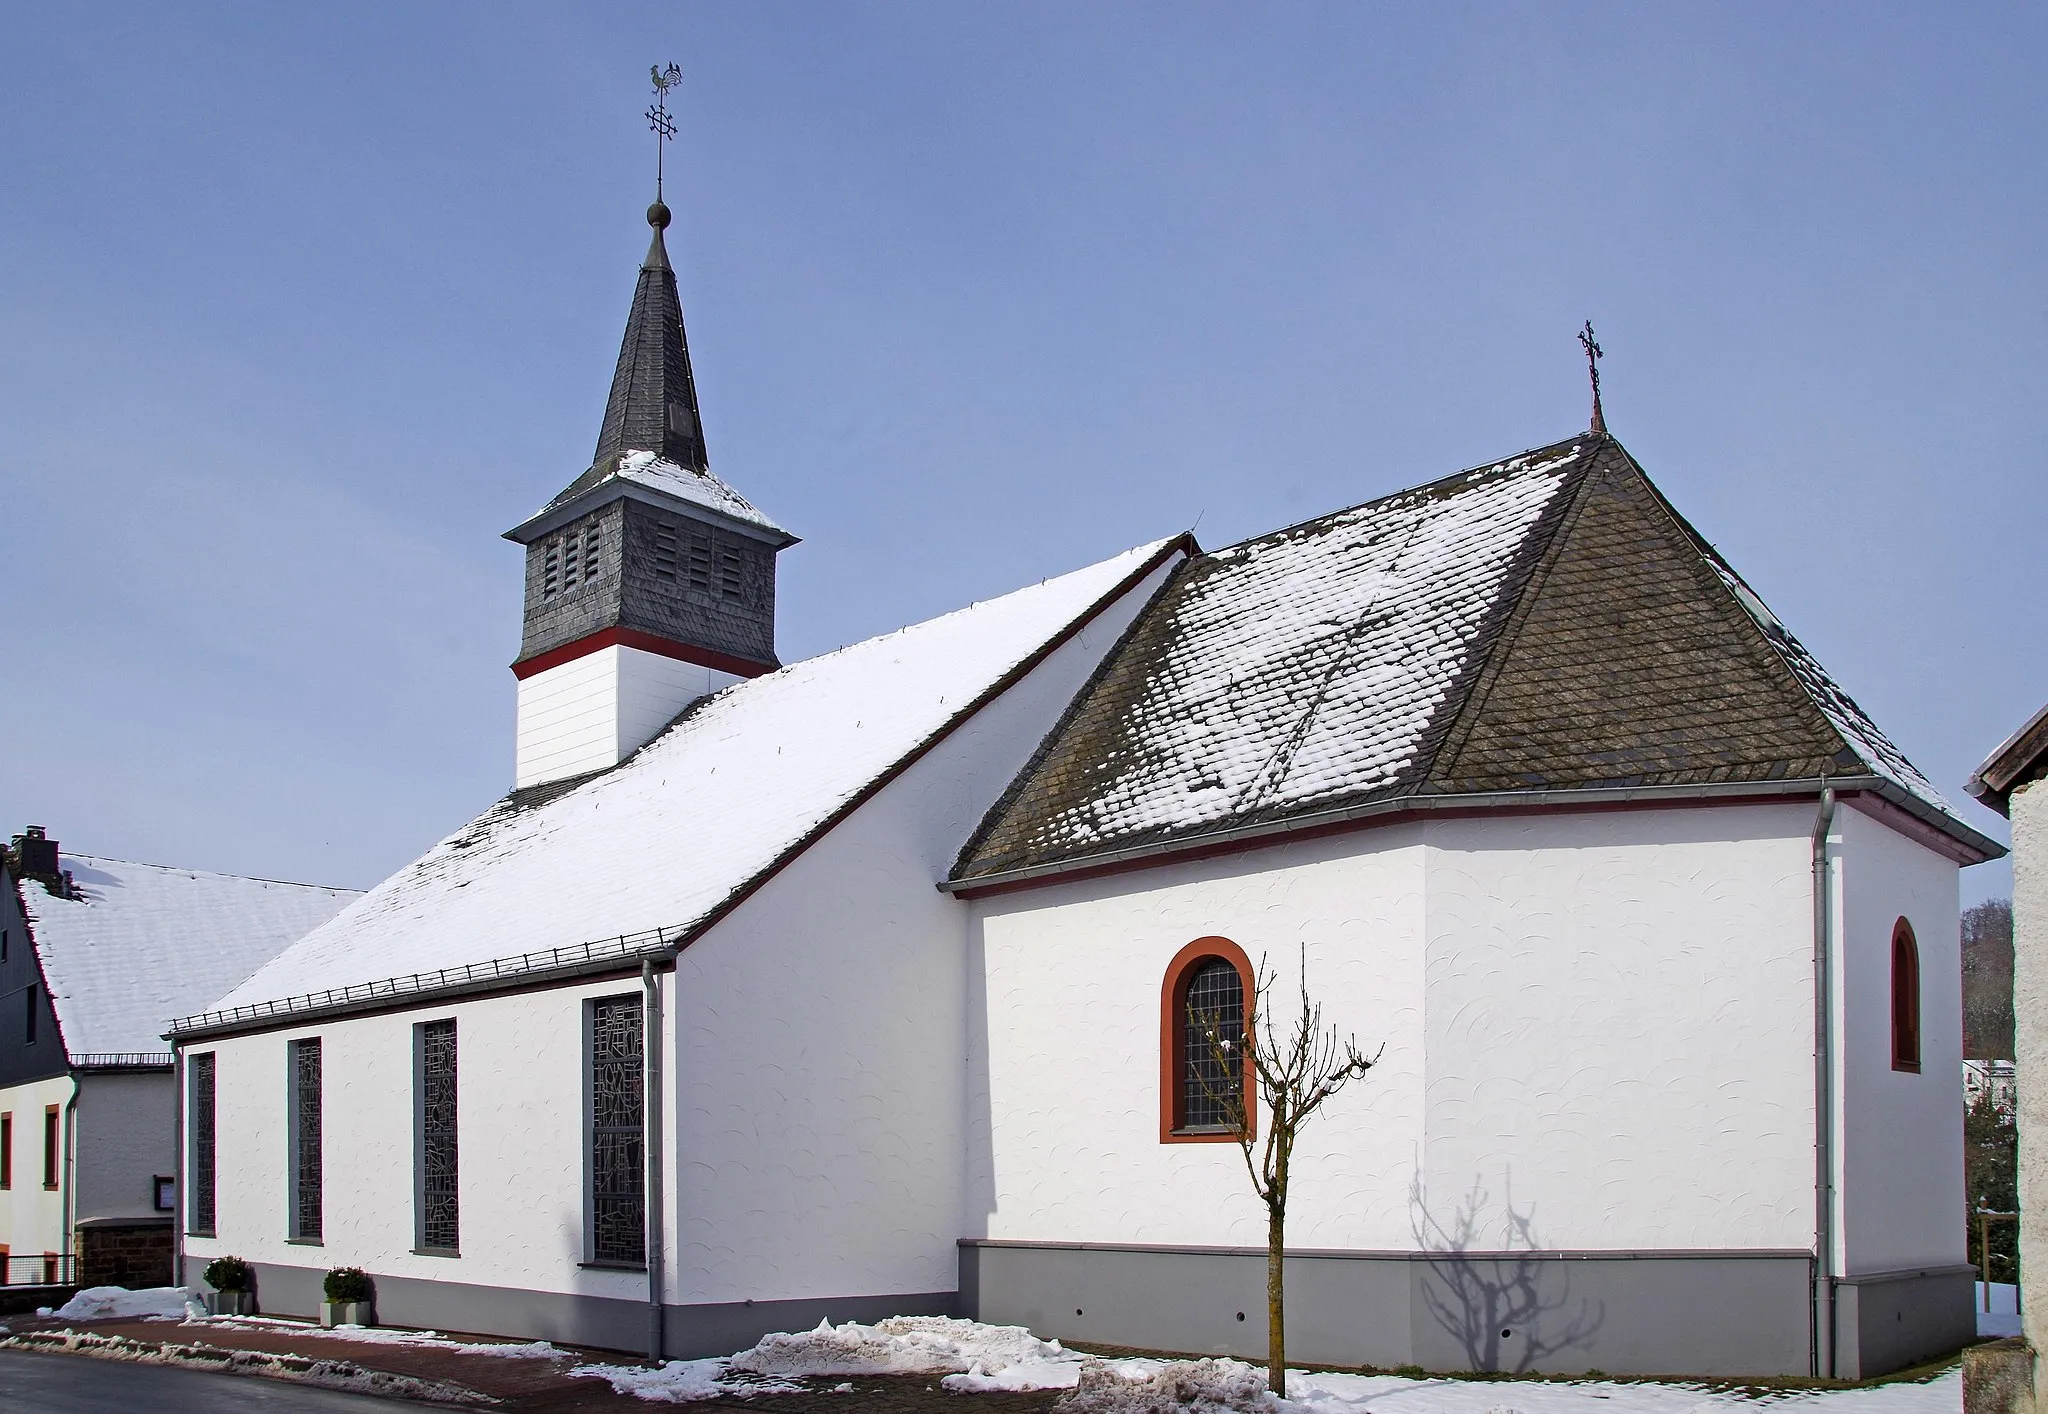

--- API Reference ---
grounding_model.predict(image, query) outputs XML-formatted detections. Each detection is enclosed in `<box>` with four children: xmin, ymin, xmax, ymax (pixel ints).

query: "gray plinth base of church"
<box><xmin>960</xmin><ymin>1240</ymin><xmax>1975</xmax><ymax>1379</ymax></box>
<box><xmin>184</xmin><ymin>1256</ymin><xmax>954</xmax><ymax>1359</ymax></box>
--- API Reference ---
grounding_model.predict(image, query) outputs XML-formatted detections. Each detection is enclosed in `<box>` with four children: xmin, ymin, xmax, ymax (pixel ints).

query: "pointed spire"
<box><xmin>589</xmin><ymin>198</ymin><xmax>709</xmax><ymax>472</ymax></box>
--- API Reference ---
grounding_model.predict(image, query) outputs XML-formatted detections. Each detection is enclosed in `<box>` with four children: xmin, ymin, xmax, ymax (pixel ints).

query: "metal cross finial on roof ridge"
<box><xmin>647</xmin><ymin>62</ymin><xmax>682</xmax><ymax>202</ymax></box>
<box><xmin>1578</xmin><ymin>320</ymin><xmax>1607</xmax><ymax>435</ymax></box>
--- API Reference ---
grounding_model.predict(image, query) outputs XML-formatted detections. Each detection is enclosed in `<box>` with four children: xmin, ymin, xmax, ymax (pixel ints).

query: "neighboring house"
<box><xmin>1965</xmin><ymin>1058</ymin><xmax>2017</xmax><ymax>1114</ymax></box>
<box><xmin>1967</xmin><ymin>704</ymin><xmax>2048</xmax><ymax>1363</ymax></box>
<box><xmin>167</xmin><ymin>197</ymin><xmax>2002</xmax><ymax>1380</ymax></box>
<box><xmin>0</xmin><ymin>828</ymin><xmax>356</xmax><ymax>1288</ymax></box>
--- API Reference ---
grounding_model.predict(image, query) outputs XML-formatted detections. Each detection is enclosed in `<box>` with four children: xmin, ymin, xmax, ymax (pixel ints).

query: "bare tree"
<box><xmin>1190</xmin><ymin>950</ymin><xmax>1381</xmax><ymax>1395</ymax></box>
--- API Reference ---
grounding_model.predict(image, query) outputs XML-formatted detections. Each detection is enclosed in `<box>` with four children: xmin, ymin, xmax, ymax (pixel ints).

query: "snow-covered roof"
<box><xmin>17</xmin><ymin>856</ymin><xmax>358</xmax><ymax>1058</ymax></box>
<box><xmin>953</xmin><ymin>433</ymin><xmax>1984</xmax><ymax>885</ymax></box>
<box><xmin>195</xmin><ymin>539</ymin><xmax>1181</xmax><ymax>1021</ymax></box>
<box><xmin>530</xmin><ymin>449</ymin><xmax>787</xmax><ymax>537</ymax></box>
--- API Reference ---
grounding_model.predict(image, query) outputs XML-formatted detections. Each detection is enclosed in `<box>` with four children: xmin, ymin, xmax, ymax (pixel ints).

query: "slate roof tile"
<box><xmin>952</xmin><ymin>434</ymin><xmax>1967</xmax><ymax>884</ymax></box>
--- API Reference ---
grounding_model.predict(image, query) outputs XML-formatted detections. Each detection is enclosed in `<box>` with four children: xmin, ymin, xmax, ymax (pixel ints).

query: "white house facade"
<box><xmin>169</xmin><ymin>197</ymin><xmax>2000</xmax><ymax>1380</ymax></box>
<box><xmin>0</xmin><ymin>829</ymin><xmax>355</xmax><ymax>1289</ymax></box>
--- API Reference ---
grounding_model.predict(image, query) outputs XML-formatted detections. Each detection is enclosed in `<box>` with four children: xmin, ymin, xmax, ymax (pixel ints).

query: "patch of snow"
<box><xmin>1060</xmin><ymin>1357</ymin><xmax>1276</xmax><ymax>1413</ymax></box>
<box><xmin>50</xmin><ymin>1286</ymin><xmax>193</xmax><ymax>1322</ymax></box>
<box><xmin>735</xmin><ymin>1314</ymin><xmax>1072</xmax><ymax>1381</ymax></box>
<box><xmin>20</xmin><ymin>857</ymin><xmax>357</xmax><ymax>1055</ymax></box>
<box><xmin>195</xmin><ymin>1316</ymin><xmax>567</xmax><ymax>1358</ymax></box>
<box><xmin>1280</xmin><ymin>1367</ymin><xmax>1961</xmax><ymax>1414</ymax></box>
<box><xmin>612</xmin><ymin>450</ymin><xmax>787</xmax><ymax>534</ymax></box>
<box><xmin>203</xmin><ymin>540</ymin><xmax>1179</xmax><ymax>1013</ymax></box>
<box><xmin>572</xmin><ymin>1356</ymin><xmax>792</xmax><ymax>1403</ymax></box>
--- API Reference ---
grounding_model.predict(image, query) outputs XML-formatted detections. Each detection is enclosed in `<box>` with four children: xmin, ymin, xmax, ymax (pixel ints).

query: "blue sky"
<box><xmin>3</xmin><ymin>3</ymin><xmax>2041</xmax><ymax>902</ymax></box>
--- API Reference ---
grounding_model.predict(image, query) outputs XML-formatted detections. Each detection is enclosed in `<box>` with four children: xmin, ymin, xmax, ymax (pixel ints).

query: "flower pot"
<box><xmin>205</xmin><ymin>1291</ymin><xmax>254</xmax><ymax>1316</ymax></box>
<box><xmin>322</xmin><ymin>1299</ymin><xmax>374</xmax><ymax>1328</ymax></box>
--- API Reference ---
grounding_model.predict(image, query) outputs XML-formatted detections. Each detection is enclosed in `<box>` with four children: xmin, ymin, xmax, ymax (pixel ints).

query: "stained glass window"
<box><xmin>1181</xmin><ymin>958</ymin><xmax>1246</xmax><ymax>1131</ymax></box>
<box><xmin>189</xmin><ymin>1054</ymin><xmax>216</xmax><ymax>1234</ymax></box>
<box><xmin>417</xmin><ymin>1020</ymin><xmax>459</xmax><ymax>1252</ymax></box>
<box><xmin>290</xmin><ymin>1038</ymin><xmax>322</xmax><ymax>1242</ymax></box>
<box><xmin>588</xmin><ymin>996</ymin><xmax>645</xmax><ymax>1265</ymax></box>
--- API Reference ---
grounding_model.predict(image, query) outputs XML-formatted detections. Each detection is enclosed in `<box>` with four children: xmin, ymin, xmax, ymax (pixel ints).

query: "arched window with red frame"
<box><xmin>1891</xmin><ymin>917</ymin><xmax>1921</xmax><ymax>1074</ymax></box>
<box><xmin>1160</xmin><ymin>938</ymin><xmax>1256</xmax><ymax>1143</ymax></box>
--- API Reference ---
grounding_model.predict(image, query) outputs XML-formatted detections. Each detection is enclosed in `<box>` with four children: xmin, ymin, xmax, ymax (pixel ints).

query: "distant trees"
<box><xmin>1963</xmin><ymin>899</ymin><xmax>2015</xmax><ymax>1061</ymax></box>
<box><xmin>1965</xmin><ymin>1085</ymin><xmax>2018</xmax><ymax>1284</ymax></box>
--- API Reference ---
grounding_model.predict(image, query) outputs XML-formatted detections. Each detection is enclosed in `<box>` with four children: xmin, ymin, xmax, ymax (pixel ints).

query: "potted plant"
<box><xmin>202</xmin><ymin>1255</ymin><xmax>255</xmax><ymax>1316</ymax></box>
<box><xmin>321</xmin><ymin>1267</ymin><xmax>375</xmax><ymax>1328</ymax></box>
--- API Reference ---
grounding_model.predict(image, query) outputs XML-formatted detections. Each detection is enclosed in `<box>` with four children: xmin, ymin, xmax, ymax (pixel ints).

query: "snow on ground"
<box><xmin>46</xmin><ymin>1286</ymin><xmax>193</xmax><ymax>1321</ymax></box>
<box><xmin>1282</xmin><ymin>1367</ymin><xmax>1960</xmax><ymax>1414</ymax></box>
<box><xmin>195</xmin><ymin>1314</ymin><xmax>568</xmax><ymax>1358</ymax></box>
<box><xmin>559</xmin><ymin>1315</ymin><xmax>1964</xmax><ymax>1410</ymax></box>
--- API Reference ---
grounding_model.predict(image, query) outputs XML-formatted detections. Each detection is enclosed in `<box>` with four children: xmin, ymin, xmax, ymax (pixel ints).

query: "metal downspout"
<box><xmin>1811</xmin><ymin>784</ymin><xmax>1837</xmax><ymax>1379</ymax></box>
<box><xmin>62</xmin><ymin>1072</ymin><xmax>81</xmax><ymax>1285</ymax></box>
<box><xmin>172</xmin><ymin>1047</ymin><xmax>186</xmax><ymax>1289</ymax></box>
<box><xmin>644</xmin><ymin>947</ymin><xmax>678</xmax><ymax>1364</ymax></box>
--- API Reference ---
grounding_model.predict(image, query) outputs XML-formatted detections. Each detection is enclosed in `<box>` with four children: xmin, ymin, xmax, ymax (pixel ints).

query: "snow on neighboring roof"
<box><xmin>17</xmin><ymin>856</ymin><xmax>359</xmax><ymax>1057</ymax></box>
<box><xmin>535</xmin><ymin>450</ymin><xmax>786</xmax><ymax>535</ymax></box>
<box><xmin>205</xmin><ymin>539</ymin><xmax>1179</xmax><ymax>1016</ymax></box>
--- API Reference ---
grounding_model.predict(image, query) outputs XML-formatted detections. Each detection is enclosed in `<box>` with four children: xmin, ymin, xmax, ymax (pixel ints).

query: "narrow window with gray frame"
<box><xmin>415</xmin><ymin>1019</ymin><xmax>459</xmax><ymax>1253</ymax></box>
<box><xmin>189</xmin><ymin>1053</ymin><xmax>216</xmax><ymax>1235</ymax></box>
<box><xmin>587</xmin><ymin>995</ymin><xmax>644</xmax><ymax>1265</ymax></box>
<box><xmin>289</xmin><ymin>1038</ymin><xmax>322</xmax><ymax>1242</ymax></box>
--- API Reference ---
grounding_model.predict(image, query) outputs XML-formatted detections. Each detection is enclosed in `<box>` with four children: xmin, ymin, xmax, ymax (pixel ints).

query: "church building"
<box><xmin>169</xmin><ymin>193</ymin><xmax>2000</xmax><ymax>1380</ymax></box>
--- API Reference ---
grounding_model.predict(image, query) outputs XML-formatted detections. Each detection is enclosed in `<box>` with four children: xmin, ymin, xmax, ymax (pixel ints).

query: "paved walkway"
<box><xmin>0</xmin><ymin>1310</ymin><xmax>1068</xmax><ymax>1411</ymax></box>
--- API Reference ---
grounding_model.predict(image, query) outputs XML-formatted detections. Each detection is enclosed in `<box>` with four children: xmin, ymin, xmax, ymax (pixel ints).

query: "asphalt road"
<box><xmin>0</xmin><ymin>1347</ymin><xmax>422</xmax><ymax>1411</ymax></box>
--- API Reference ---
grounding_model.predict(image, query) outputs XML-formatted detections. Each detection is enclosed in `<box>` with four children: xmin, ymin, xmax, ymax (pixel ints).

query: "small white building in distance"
<box><xmin>0</xmin><ymin>828</ymin><xmax>356</xmax><ymax>1290</ymax></box>
<box><xmin>169</xmin><ymin>197</ymin><xmax>2002</xmax><ymax>1380</ymax></box>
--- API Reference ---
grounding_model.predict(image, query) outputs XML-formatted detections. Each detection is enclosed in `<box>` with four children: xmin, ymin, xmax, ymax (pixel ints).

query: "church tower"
<box><xmin>504</xmin><ymin>198</ymin><xmax>797</xmax><ymax>790</ymax></box>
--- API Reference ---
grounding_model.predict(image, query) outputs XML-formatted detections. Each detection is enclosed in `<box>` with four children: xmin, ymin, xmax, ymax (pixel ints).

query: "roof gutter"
<box><xmin>942</xmin><ymin>774</ymin><xmax>2004</xmax><ymax>897</ymax></box>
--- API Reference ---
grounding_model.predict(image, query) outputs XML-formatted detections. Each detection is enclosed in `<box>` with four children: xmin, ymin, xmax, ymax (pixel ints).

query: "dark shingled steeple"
<box><xmin>591</xmin><ymin>199</ymin><xmax>709</xmax><ymax>474</ymax></box>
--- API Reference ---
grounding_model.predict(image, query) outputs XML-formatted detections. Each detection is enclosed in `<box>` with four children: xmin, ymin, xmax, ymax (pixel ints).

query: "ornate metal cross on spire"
<box><xmin>647</xmin><ymin>62</ymin><xmax>682</xmax><ymax>203</ymax></box>
<box><xmin>1578</xmin><ymin>320</ymin><xmax>1607</xmax><ymax>434</ymax></box>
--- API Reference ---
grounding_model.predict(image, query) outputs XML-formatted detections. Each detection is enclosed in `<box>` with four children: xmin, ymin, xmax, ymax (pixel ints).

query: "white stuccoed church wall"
<box><xmin>1825</xmin><ymin>801</ymin><xmax>1973</xmax><ymax>1376</ymax></box>
<box><xmin>515</xmin><ymin>644</ymin><xmax>741</xmax><ymax>789</ymax></box>
<box><xmin>970</xmin><ymin>824</ymin><xmax>1429</xmax><ymax>1251</ymax></box>
<box><xmin>1419</xmin><ymin>805</ymin><xmax>1818</xmax><ymax>1252</ymax></box>
<box><xmin>186</xmin><ymin>554</ymin><xmax>1180</xmax><ymax>1350</ymax></box>
<box><xmin>971</xmin><ymin>803</ymin><xmax>1819</xmax><ymax>1254</ymax></box>
<box><xmin>186</xmin><ymin>973</ymin><xmax>656</xmax><ymax>1319</ymax></box>
<box><xmin>1831</xmin><ymin>802</ymin><xmax>1965</xmax><ymax>1275</ymax></box>
<box><xmin>966</xmin><ymin>802</ymin><xmax>1833</xmax><ymax>1373</ymax></box>
<box><xmin>661</xmin><ymin>554</ymin><xmax>1182</xmax><ymax>1314</ymax></box>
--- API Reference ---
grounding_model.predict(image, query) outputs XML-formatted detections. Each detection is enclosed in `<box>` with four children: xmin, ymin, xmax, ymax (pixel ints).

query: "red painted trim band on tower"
<box><xmin>511</xmin><ymin>628</ymin><xmax>777</xmax><ymax>682</ymax></box>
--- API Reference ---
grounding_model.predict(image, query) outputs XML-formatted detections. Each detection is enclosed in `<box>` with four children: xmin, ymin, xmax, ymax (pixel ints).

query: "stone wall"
<box><xmin>76</xmin><ymin>1219</ymin><xmax>173</xmax><ymax>1289</ymax></box>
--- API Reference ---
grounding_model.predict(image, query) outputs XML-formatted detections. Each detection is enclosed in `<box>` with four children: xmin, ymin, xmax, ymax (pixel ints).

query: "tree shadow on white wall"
<box><xmin>1409</xmin><ymin>1175</ymin><xmax>1603</xmax><ymax>1373</ymax></box>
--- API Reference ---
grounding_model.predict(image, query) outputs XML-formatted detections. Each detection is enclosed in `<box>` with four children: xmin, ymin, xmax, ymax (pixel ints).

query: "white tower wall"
<box><xmin>514</xmin><ymin>644</ymin><xmax>741</xmax><ymax>789</ymax></box>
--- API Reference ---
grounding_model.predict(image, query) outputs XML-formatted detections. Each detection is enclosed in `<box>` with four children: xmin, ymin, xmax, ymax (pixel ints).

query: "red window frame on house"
<box><xmin>0</xmin><ymin>1110</ymin><xmax>11</xmax><ymax>1189</ymax></box>
<box><xmin>42</xmin><ymin>1105</ymin><xmax>58</xmax><ymax>1190</ymax></box>
<box><xmin>1159</xmin><ymin>937</ymin><xmax>1258</xmax><ymax>1144</ymax></box>
<box><xmin>1891</xmin><ymin>917</ymin><xmax>1921</xmax><ymax>1074</ymax></box>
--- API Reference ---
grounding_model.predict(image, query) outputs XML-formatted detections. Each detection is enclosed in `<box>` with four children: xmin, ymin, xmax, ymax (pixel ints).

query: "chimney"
<box><xmin>12</xmin><ymin>826</ymin><xmax>59</xmax><ymax>881</ymax></box>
